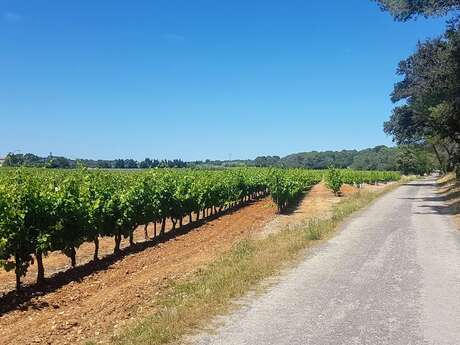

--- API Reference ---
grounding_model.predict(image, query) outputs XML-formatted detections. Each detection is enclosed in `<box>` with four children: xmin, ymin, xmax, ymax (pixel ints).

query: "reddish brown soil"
<box><xmin>0</xmin><ymin>199</ymin><xmax>277</xmax><ymax>345</ymax></box>
<box><xmin>0</xmin><ymin>214</ymin><xmax>220</xmax><ymax>293</ymax></box>
<box><xmin>258</xmin><ymin>182</ymin><xmax>339</xmax><ymax>238</ymax></box>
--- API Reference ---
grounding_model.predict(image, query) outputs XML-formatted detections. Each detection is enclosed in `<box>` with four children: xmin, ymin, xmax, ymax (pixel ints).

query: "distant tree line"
<box><xmin>250</xmin><ymin>146</ymin><xmax>439</xmax><ymax>175</ymax></box>
<box><xmin>1</xmin><ymin>145</ymin><xmax>438</xmax><ymax>175</ymax></box>
<box><xmin>1</xmin><ymin>153</ymin><xmax>187</xmax><ymax>169</ymax></box>
<box><xmin>374</xmin><ymin>0</ymin><xmax>460</xmax><ymax>177</ymax></box>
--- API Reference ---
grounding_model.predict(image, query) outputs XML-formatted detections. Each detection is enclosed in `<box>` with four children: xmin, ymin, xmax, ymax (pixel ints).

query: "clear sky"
<box><xmin>0</xmin><ymin>0</ymin><xmax>451</xmax><ymax>161</ymax></box>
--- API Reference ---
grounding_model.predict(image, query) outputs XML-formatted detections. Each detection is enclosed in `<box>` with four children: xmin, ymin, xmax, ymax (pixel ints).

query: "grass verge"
<box><xmin>437</xmin><ymin>172</ymin><xmax>457</xmax><ymax>185</ymax></box>
<box><xmin>95</xmin><ymin>183</ymin><xmax>401</xmax><ymax>345</ymax></box>
<box><xmin>436</xmin><ymin>173</ymin><xmax>460</xmax><ymax>230</ymax></box>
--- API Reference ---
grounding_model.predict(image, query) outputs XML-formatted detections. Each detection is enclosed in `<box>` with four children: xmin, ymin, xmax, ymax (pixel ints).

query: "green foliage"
<box><xmin>0</xmin><ymin>167</ymin><xmax>401</xmax><ymax>290</ymax></box>
<box><xmin>396</xmin><ymin>147</ymin><xmax>437</xmax><ymax>175</ymax></box>
<box><xmin>340</xmin><ymin>170</ymin><xmax>401</xmax><ymax>185</ymax></box>
<box><xmin>274</xmin><ymin>145</ymin><xmax>438</xmax><ymax>174</ymax></box>
<box><xmin>376</xmin><ymin>0</ymin><xmax>460</xmax><ymax>175</ymax></box>
<box><xmin>374</xmin><ymin>0</ymin><xmax>460</xmax><ymax>21</ymax></box>
<box><xmin>268</xmin><ymin>169</ymin><xmax>322</xmax><ymax>212</ymax></box>
<box><xmin>253</xmin><ymin>156</ymin><xmax>281</xmax><ymax>167</ymax></box>
<box><xmin>325</xmin><ymin>167</ymin><xmax>343</xmax><ymax>196</ymax></box>
<box><xmin>281</xmin><ymin>150</ymin><xmax>357</xmax><ymax>169</ymax></box>
<box><xmin>0</xmin><ymin>168</ymin><xmax>268</xmax><ymax>288</ymax></box>
<box><xmin>2</xmin><ymin>153</ymin><xmax>187</xmax><ymax>169</ymax></box>
<box><xmin>0</xmin><ymin>169</ymin><xmax>58</xmax><ymax>288</ymax></box>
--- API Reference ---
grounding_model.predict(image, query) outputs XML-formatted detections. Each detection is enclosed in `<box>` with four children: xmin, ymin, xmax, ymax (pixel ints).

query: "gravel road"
<box><xmin>191</xmin><ymin>179</ymin><xmax>460</xmax><ymax>345</ymax></box>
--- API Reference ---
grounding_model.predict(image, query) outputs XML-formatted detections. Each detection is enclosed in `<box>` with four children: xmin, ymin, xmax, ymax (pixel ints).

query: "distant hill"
<box><xmin>280</xmin><ymin>146</ymin><xmax>397</xmax><ymax>170</ymax></box>
<box><xmin>250</xmin><ymin>145</ymin><xmax>438</xmax><ymax>174</ymax></box>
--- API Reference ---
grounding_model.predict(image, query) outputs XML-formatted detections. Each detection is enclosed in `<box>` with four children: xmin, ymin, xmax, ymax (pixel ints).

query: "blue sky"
<box><xmin>0</xmin><ymin>0</ymin><xmax>451</xmax><ymax>161</ymax></box>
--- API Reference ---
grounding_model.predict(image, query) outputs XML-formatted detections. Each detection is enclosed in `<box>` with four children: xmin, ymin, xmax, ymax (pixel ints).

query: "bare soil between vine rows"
<box><xmin>0</xmin><ymin>183</ymin><xmax>386</xmax><ymax>345</ymax></box>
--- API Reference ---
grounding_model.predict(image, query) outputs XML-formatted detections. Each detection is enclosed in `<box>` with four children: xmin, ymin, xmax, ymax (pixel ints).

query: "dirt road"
<box><xmin>191</xmin><ymin>179</ymin><xmax>460</xmax><ymax>345</ymax></box>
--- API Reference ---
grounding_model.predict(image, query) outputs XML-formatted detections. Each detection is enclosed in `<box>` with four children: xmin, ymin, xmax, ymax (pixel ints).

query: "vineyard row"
<box><xmin>0</xmin><ymin>168</ymin><xmax>400</xmax><ymax>289</ymax></box>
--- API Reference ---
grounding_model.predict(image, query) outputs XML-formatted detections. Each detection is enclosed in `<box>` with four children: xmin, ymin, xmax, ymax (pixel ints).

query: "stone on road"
<box><xmin>191</xmin><ymin>179</ymin><xmax>460</xmax><ymax>345</ymax></box>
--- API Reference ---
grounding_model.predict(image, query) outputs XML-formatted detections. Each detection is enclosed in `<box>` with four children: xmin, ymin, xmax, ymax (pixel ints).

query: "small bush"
<box><xmin>325</xmin><ymin>166</ymin><xmax>343</xmax><ymax>196</ymax></box>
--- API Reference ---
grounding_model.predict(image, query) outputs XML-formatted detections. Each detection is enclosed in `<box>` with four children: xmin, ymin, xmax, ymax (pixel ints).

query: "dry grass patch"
<box><xmin>437</xmin><ymin>173</ymin><xmax>460</xmax><ymax>229</ymax></box>
<box><xmin>96</xmin><ymin>184</ymin><xmax>400</xmax><ymax>345</ymax></box>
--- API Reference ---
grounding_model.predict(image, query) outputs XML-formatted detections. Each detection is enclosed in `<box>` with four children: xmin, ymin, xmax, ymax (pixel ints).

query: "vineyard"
<box><xmin>0</xmin><ymin>167</ymin><xmax>400</xmax><ymax>291</ymax></box>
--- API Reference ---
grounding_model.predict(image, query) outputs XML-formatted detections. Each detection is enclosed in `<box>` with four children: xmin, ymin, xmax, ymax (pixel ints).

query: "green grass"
<box><xmin>92</xmin><ymin>184</ymin><xmax>401</xmax><ymax>345</ymax></box>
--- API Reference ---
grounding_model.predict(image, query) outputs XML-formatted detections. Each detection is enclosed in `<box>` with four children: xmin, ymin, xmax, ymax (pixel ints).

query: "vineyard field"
<box><xmin>0</xmin><ymin>167</ymin><xmax>400</xmax><ymax>290</ymax></box>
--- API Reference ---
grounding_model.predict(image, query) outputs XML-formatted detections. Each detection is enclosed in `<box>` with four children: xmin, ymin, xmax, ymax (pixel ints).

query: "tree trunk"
<box><xmin>179</xmin><ymin>217</ymin><xmax>183</xmax><ymax>228</ymax></box>
<box><xmin>144</xmin><ymin>223</ymin><xmax>149</xmax><ymax>240</ymax></box>
<box><xmin>14</xmin><ymin>254</ymin><xmax>21</xmax><ymax>291</ymax></box>
<box><xmin>154</xmin><ymin>221</ymin><xmax>157</xmax><ymax>238</ymax></box>
<box><xmin>129</xmin><ymin>227</ymin><xmax>135</xmax><ymax>246</ymax></box>
<box><xmin>442</xmin><ymin>143</ymin><xmax>453</xmax><ymax>158</ymax></box>
<box><xmin>160</xmin><ymin>217</ymin><xmax>166</xmax><ymax>236</ymax></box>
<box><xmin>93</xmin><ymin>236</ymin><xmax>99</xmax><ymax>261</ymax></box>
<box><xmin>36</xmin><ymin>252</ymin><xmax>45</xmax><ymax>285</ymax></box>
<box><xmin>432</xmin><ymin>144</ymin><xmax>447</xmax><ymax>174</ymax></box>
<box><xmin>69</xmin><ymin>247</ymin><xmax>76</xmax><ymax>267</ymax></box>
<box><xmin>442</xmin><ymin>143</ymin><xmax>455</xmax><ymax>171</ymax></box>
<box><xmin>114</xmin><ymin>234</ymin><xmax>122</xmax><ymax>254</ymax></box>
<box><xmin>171</xmin><ymin>218</ymin><xmax>177</xmax><ymax>230</ymax></box>
<box><xmin>196</xmin><ymin>212</ymin><xmax>200</xmax><ymax>222</ymax></box>
<box><xmin>189</xmin><ymin>213</ymin><xmax>193</xmax><ymax>224</ymax></box>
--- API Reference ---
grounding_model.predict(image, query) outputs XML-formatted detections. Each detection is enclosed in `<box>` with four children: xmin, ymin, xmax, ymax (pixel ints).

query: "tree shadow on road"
<box><xmin>407</xmin><ymin>182</ymin><xmax>460</xmax><ymax>217</ymax></box>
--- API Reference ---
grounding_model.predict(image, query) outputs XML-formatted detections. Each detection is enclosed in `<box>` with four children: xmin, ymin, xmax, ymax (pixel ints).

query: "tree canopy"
<box><xmin>376</xmin><ymin>0</ymin><xmax>460</xmax><ymax>176</ymax></box>
<box><xmin>384</xmin><ymin>28</ymin><xmax>460</xmax><ymax>145</ymax></box>
<box><xmin>374</xmin><ymin>0</ymin><xmax>460</xmax><ymax>21</ymax></box>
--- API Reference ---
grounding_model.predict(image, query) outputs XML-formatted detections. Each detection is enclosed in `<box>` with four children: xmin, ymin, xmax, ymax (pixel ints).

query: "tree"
<box><xmin>374</xmin><ymin>0</ymin><xmax>460</xmax><ymax>21</ymax></box>
<box><xmin>396</xmin><ymin>146</ymin><xmax>437</xmax><ymax>175</ymax></box>
<box><xmin>113</xmin><ymin>159</ymin><xmax>125</xmax><ymax>169</ymax></box>
<box><xmin>253</xmin><ymin>156</ymin><xmax>281</xmax><ymax>167</ymax></box>
<box><xmin>47</xmin><ymin>156</ymin><xmax>73</xmax><ymax>169</ymax></box>
<box><xmin>383</xmin><ymin>25</ymin><xmax>460</xmax><ymax>175</ymax></box>
<box><xmin>124</xmin><ymin>159</ymin><xmax>139</xmax><ymax>169</ymax></box>
<box><xmin>139</xmin><ymin>158</ymin><xmax>153</xmax><ymax>169</ymax></box>
<box><xmin>96</xmin><ymin>160</ymin><xmax>112</xmax><ymax>169</ymax></box>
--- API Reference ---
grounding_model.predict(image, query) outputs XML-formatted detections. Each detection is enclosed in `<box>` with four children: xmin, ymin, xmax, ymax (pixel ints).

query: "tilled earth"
<box><xmin>0</xmin><ymin>199</ymin><xmax>278</xmax><ymax>345</ymax></box>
